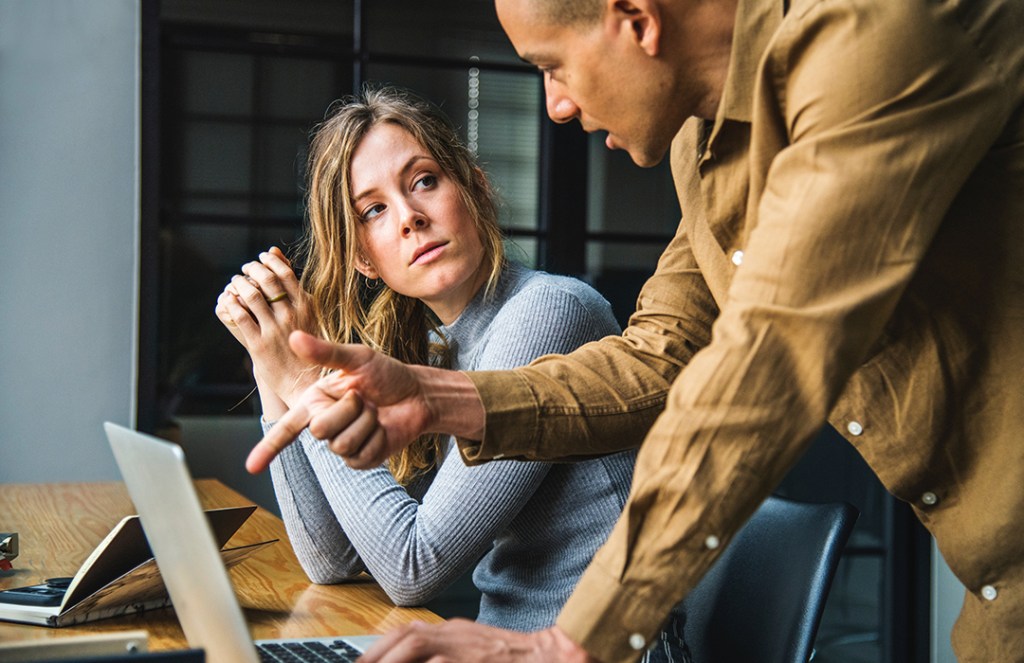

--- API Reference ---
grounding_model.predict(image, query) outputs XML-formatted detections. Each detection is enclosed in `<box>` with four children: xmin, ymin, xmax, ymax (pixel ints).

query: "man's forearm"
<box><xmin>413</xmin><ymin>365</ymin><xmax>486</xmax><ymax>441</ymax></box>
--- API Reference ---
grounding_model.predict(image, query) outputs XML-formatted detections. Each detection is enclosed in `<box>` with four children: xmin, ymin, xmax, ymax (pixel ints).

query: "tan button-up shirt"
<box><xmin>461</xmin><ymin>0</ymin><xmax>1024</xmax><ymax>660</ymax></box>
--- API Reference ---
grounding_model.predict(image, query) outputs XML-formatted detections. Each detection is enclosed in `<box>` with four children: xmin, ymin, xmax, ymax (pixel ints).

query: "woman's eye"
<box><xmin>361</xmin><ymin>203</ymin><xmax>385</xmax><ymax>221</ymax></box>
<box><xmin>414</xmin><ymin>174</ymin><xmax>437</xmax><ymax>190</ymax></box>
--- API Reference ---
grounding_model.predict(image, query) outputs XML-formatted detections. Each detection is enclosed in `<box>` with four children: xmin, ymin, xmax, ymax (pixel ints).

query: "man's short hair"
<box><xmin>534</xmin><ymin>0</ymin><xmax>603</xmax><ymax>26</ymax></box>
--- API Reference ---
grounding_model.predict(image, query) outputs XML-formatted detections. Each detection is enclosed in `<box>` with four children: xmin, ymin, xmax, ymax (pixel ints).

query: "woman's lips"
<box><xmin>412</xmin><ymin>242</ymin><xmax>446</xmax><ymax>265</ymax></box>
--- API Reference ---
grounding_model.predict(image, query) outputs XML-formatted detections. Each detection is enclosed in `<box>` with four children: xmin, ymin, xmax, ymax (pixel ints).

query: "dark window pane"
<box><xmin>181</xmin><ymin>51</ymin><xmax>255</xmax><ymax>116</ymax></box>
<box><xmin>815</xmin><ymin>554</ymin><xmax>884</xmax><ymax>662</ymax></box>
<box><xmin>159</xmin><ymin>220</ymin><xmax>303</xmax><ymax>418</ymax></box>
<box><xmin>260</xmin><ymin>57</ymin><xmax>346</xmax><ymax>120</ymax></box>
<box><xmin>181</xmin><ymin>196</ymin><xmax>252</xmax><ymax>217</ymax></box>
<box><xmin>255</xmin><ymin>124</ymin><xmax>310</xmax><ymax>199</ymax></box>
<box><xmin>365</xmin><ymin>65</ymin><xmax>470</xmax><ymax>114</ymax></box>
<box><xmin>587</xmin><ymin>241</ymin><xmax>664</xmax><ymax>275</ymax></box>
<box><xmin>162</xmin><ymin>0</ymin><xmax>352</xmax><ymax>38</ymax></box>
<box><xmin>182</xmin><ymin>121</ymin><xmax>252</xmax><ymax>195</ymax></box>
<box><xmin>587</xmin><ymin>133</ymin><xmax>680</xmax><ymax>236</ymax></box>
<box><xmin>505</xmin><ymin>237</ymin><xmax>539</xmax><ymax>269</ymax></box>
<box><xmin>366</xmin><ymin>1</ymin><xmax>517</xmax><ymax>65</ymax></box>
<box><xmin>586</xmin><ymin>242</ymin><xmax>663</xmax><ymax>326</ymax></box>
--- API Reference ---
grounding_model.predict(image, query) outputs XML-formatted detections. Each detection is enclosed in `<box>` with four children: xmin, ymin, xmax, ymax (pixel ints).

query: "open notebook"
<box><xmin>0</xmin><ymin>504</ymin><xmax>270</xmax><ymax>628</ymax></box>
<box><xmin>104</xmin><ymin>422</ymin><xmax>379</xmax><ymax>663</ymax></box>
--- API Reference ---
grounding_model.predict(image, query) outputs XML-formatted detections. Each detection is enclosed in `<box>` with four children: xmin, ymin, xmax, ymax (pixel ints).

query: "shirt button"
<box><xmin>731</xmin><ymin>250</ymin><xmax>744</xmax><ymax>266</ymax></box>
<box><xmin>629</xmin><ymin>633</ymin><xmax>646</xmax><ymax>650</ymax></box>
<box><xmin>921</xmin><ymin>492</ymin><xmax>938</xmax><ymax>506</ymax></box>
<box><xmin>705</xmin><ymin>535</ymin><xmax>720</xmax><ymax>550</ymax></box>
<box><xmin>847</xmin><ymin>421</ymin><xmax>864</xmax><ymax>436</ymax></box>
<box><xmin>981</xmin><ymin>585</ymin><xmax>998</xmax><ymax>601</ymax></box>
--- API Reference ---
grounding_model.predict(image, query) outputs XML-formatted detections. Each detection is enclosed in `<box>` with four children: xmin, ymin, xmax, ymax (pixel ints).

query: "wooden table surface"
<box><xmin>0</xmin><ymin>479</ymin><xmax>441</xmax><ymax>650</ymax></box>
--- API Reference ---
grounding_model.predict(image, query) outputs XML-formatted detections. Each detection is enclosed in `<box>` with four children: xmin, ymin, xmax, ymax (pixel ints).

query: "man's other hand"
<box><xmin>357</xmin><ymin>621</ymin><xmax>598</xmax><ymax>663</ymax></box>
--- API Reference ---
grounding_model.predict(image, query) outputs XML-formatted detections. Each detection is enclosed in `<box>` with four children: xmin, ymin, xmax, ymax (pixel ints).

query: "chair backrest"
<box><xmin>680</xmin><ymin>495</ymin><xmax>858</xmax><ymax>663</ymax></box>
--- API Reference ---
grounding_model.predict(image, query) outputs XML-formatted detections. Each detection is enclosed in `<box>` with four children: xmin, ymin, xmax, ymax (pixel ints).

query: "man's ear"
<box><xmin>608</xmin><ymin>0</ymin><xmax>661</xmax><ymax>57</ymax></box>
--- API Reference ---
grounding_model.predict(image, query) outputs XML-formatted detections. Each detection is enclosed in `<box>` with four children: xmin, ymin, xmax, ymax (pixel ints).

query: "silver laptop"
<box><xmin>104</xmin><ymin>422</ymin><xmax>378</xmax><ymax>663</ymax></box>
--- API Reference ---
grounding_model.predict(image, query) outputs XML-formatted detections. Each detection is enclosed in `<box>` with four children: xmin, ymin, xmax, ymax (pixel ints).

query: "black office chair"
<box><xmin>680</xmin><ymin>495</ymin><xmax>858</xmax><ymax>663</ymax></box>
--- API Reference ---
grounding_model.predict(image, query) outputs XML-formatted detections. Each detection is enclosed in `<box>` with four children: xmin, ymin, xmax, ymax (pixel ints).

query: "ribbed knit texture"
<box><xmin>266</xmin><ymin>262</ymin><xmax>637</xmax><ymax>631</ymax></box>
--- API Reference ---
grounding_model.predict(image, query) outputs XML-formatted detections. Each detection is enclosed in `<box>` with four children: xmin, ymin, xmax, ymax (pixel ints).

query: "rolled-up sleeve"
<box><xmin>460</xmin><ymin>217</ymin><xmax>717</xmax><ymax>463</ymax></box>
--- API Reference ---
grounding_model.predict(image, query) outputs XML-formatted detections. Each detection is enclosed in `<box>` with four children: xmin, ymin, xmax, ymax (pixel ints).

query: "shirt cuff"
<box><xmin>455</xmin><ymin>370</ymin><xmax>540</xmax><ymax>464</ymax></box>
<box><xmin>556</xmin><ymin>557</ymin><xmax>676</xmax><ymax>663</ymax></box>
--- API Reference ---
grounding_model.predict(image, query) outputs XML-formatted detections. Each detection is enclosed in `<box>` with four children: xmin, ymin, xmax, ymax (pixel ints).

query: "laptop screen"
<box><xmin>104</xmin><ymin>422</ymin><xmax>260</xmax><ymax>663</ymax></box>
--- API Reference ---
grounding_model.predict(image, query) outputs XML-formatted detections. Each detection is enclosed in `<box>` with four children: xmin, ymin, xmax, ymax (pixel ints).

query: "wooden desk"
<box><xmin>0</xmin><ymin>480</ymin><xmax>441</xmax><ymax>650</ymax></box>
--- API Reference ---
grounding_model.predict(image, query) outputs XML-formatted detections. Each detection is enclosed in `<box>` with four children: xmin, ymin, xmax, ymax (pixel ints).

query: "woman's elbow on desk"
<box><xmin>303</xmin><ymin>568</ymin><xmax>362</xmax><ymax>585</ymax></box>
<box><xmin>293</xmin><ymin>551</ymin><xmax>366</xmax><ymax>585</ymax></box>
<box><xmin>303</xmin><ymin>567</ymin><xmax>442</xmax><ymax>607</ymax></box>
<box><xmin>368</xmin><ymin>566</ymin><xmax>451</xmax><ymax>607</ymax></box>
<box><xmin>379</xmin><ymin>582</ymin><xmax>444</xmax><ymax>608</ymax></box>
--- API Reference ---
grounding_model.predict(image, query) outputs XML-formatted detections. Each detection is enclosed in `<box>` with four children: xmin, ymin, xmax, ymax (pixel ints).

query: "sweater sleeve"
<box><xmin>268</xmin><ymin>272</ymin><xmax>621</xmax><ymax>606</ymax></box>
<box><xmin>268</xmin><ymin>431</ymin><xmax>366</xmax><ymax>582</ymax></box>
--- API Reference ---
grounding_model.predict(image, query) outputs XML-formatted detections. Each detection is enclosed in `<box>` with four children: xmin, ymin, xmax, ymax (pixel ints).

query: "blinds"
<box><xmin>473</xmin><ymin>69</ymin><xmax>539</xmax><ymax>235</ymax></box>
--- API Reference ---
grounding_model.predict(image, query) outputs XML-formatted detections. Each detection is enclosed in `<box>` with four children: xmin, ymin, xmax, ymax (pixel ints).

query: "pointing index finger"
<box><xmin>289</xmin><ymin>331</ymin><xmax>371</xmax><ymax>371</ymax></box>
<box><xmin>246</xmin><ymin>400</ymin><xmax>311</xmax><ymax>474</ymax></box>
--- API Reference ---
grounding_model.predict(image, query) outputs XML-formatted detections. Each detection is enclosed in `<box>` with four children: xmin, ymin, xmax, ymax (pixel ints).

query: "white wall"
<box><xmin>0</xmin><ymin>0</ymin><xmax>139</xmax><ymax>482</ymax></box>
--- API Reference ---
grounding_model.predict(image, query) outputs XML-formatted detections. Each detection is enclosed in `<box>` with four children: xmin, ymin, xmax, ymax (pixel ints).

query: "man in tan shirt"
<box><xmin>249</xmin><ymin>0</ymin><xmax>1024</xmax><ymax>660</ymax></box>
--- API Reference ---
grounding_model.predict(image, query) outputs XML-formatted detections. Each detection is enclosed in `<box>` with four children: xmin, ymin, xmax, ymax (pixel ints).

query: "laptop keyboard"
<box><xmin>256</xmin><ymin>640</ymin><xmax>362</xmax><ymax>662</ymax></box>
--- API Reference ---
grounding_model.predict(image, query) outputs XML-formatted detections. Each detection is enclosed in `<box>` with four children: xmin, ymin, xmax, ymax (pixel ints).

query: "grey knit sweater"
<box><xmin>266</xmin><ymin>261</ymin><xmax>636</xmax><ymax>631</ymax></box>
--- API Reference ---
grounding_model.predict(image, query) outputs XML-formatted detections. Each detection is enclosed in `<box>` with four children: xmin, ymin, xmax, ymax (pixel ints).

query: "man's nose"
<box><xmin>544</xmin><ymin>78</ymin><xmax>579</xmax><ymax>124</ymax></box>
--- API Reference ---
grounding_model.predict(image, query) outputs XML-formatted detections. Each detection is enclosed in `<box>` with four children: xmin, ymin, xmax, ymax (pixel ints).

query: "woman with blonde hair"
<box><xmin>216</xmin><ymin>86</ymin><xmax>687</xmax><ymax>659</ymax></box>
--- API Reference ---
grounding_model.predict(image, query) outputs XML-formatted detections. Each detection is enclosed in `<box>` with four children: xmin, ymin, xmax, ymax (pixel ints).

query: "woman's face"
<box><xmin>350</xmin><ymin>122</ymin><xmax>488</xmax><ymax>325</ymax></box>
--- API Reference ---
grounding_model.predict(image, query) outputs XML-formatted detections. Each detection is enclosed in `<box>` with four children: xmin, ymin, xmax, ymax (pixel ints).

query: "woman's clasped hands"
<box><xmin>214</xmin><ymin>246</ymin><xmax>318</xmax><ymax>418</ymax></box>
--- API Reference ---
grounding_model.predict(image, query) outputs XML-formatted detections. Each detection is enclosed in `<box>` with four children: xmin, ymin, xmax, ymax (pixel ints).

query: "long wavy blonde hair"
<box><xmin>299</xmin><ymin>86</ymin><xmax>505</xmax><ymax>484</ymax></box>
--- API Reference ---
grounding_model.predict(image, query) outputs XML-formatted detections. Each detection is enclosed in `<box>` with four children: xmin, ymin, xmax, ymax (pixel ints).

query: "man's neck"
<box><xmin>694</xmin><ymin>0</ymin><xmax>740</xmax><ymax>120</ymax></box>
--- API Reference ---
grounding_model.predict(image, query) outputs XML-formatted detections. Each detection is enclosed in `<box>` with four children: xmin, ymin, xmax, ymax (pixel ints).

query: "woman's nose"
<box><xmin>400</xmin><ymin>209</ymin><xmax>428</xmax><ymax>236</ymax></box>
